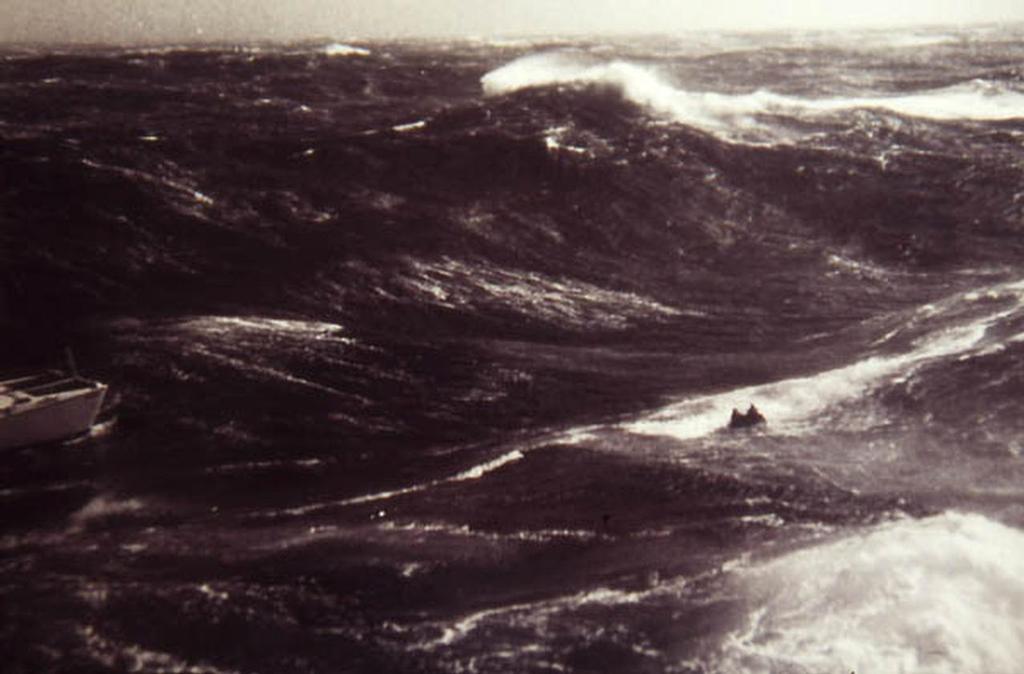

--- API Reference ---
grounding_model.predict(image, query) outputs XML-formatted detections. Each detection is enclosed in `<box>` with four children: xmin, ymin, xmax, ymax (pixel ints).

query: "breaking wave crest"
<box><xmin>482</xmin><ymin>52</ymin><xmax>1024</xmax><ymax>141</ymax></box>
<box><xmin>322</xmin><ymin>43</ymin><xmax>371</xmax><ymax>57</ymax></box>
<box><xmin>625</xmin><ymin>278</ymin><xmax>1024</xmax><ymax>441</ymax></box>
<box><xmin>716</xmin><ymin>512</ymin><xmax>1024</xmax><ymax>674</ymax></box>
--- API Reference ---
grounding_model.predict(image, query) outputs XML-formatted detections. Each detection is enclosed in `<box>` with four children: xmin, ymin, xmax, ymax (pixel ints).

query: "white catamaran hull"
<box><xmin>0</xmin><ymin>385</ymin><xmax>107</xmax><ymax>450</ymax></box>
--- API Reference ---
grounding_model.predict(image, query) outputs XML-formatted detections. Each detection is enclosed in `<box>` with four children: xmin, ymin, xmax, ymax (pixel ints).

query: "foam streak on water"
<box><xmin>274</xmin><ymin>449</ymin><xmax>526</xmax><ymax>515</ymax></box>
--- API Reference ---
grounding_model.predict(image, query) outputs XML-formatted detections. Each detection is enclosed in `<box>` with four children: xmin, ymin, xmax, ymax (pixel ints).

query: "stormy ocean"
<box><xmin>2</xmin><ymin>23</ymin><xmax>1024</xmax><ymax>673</ymax></box>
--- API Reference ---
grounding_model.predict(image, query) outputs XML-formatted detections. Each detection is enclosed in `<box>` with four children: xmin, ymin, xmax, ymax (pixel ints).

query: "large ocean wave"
<box><xmin>483</xmin><ymin>52</ymin><xmax>1024</xmax><ymax>142</ymax></box>
<box><xmin>3</xmin><ymin>31</ymin><xmax>1024</xmax><ymax>674</ymax></box>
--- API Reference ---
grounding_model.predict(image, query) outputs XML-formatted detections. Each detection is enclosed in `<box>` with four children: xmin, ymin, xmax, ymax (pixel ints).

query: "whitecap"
<box><xmin>451</xmin><ymin>449</ymin><xmax>524</xmax><ymax>481</ymax></box>
<box><xmin>625</xmin><ymin>278</ymin><xmax>1024</xmax><ymax>441</ymax></box>
<box><xmin>714</xmin><ymin>512</ymin><xmax>1024</xmax><ymax>674</ymax></box>
<box><xmin>69</xmin><ymin>494</ymin><xmax>144</xmax><ymax>531</ymax></box>
<box><xmin>392</xmin><ymin>120</ymin><xmax>427</xmax><ymax>133</ymax></box>
<box><xmin>323</xmin><ymin>43</ymin><xmax>371</xmax><ymax>57</ymax></box>
<box><xmin>482</xmin><ymin>52</ymin><xmax>1024</xmax><ymax>144</ymax></box>
<box><xmin>183</xmin><ymin>315</ymin><xmax>351</xmax><ymax>340</ymax></box>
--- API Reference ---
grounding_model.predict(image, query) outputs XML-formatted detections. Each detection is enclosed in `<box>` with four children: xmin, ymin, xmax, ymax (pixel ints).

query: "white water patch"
<box><xmin>392</xmin><ymin>119</ymin><xmax>427</xmax><ymax>133</ymax></box>
<box><xmin>878</xmin><ymin>33</ymin><xmax>960</xmax><ymax>49</ymax></box>
<box><xmin>626</xmin><ymin>278</ymin><xmax>1024</xmax><ymax>442</ymax></box>
<box><xmin>465</xmin><ymin>36</ymin><xmax>554</xmax><ymax>49</ymax></box>
<box><xmin>543</xmin><ymin>125</ymin><xmax>590</xmax><ymax>155</ymax></box>
<box><xmin>69</xmin><ymin>495</ymin><xmax>145</xmax><ymax>532</ymax></box>
<box><xmin>714</xmin><ymin>512</ymin><xmax>1024</xmax><ymax>674</ymax></box>
<box><xmin>322</xmin><ymin>43</ymin><xmax>371</xmax><ymax>57</ymax></box>
<box><xmin>183</xmin><ymin>315</ymin><xmax>352</xmax><ymax>341</ymax></box>
<box><xmin>810</xmin><ymin>79</ymin><xmax>1024</xmax><ymax>122</ymax></box>
<box><xmin>451</xmin><ymin>449</ymin><xmax>525</xmax><ymax>481</ymax></box>
<box><xmin>843</xmin><ymin>31</ymin><xmax>962</xmax><ymax>50</ymax></box>
<box><xmin>482</xmin><ymin>52</ymin><xmax>1024</xmax><ymax>142</ymax></box>
<box><xmin>196</xmin><ymin>582</ymin><xmax>230</xmax><ymax>602</ymax></box>
<box><xmin>62</xmin><ymin>415</ymin><xmax>117</xmax><ymax>445</ymax></box>
<box><xmin>826</xmin><ymin>252</ymin><xmax>892</xmax><ymax>281</ymax></box>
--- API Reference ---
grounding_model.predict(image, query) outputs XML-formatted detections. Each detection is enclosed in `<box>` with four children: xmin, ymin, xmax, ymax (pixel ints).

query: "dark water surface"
<box><xmin>3</xmin><ymin>26</ymin><xmax>1024</xmax><ymax>673</ymax></box>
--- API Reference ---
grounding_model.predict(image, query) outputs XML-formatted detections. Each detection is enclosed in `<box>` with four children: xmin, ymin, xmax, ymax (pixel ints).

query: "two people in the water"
<box><xmin>729</xmin><ymin>404</ymin><xmax>766</xmax><ymax>429</ymax></box>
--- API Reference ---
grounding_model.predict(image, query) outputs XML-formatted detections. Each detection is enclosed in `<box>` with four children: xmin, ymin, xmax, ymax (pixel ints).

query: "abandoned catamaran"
<box><xmin>0</xmin><ymin>370</ymin><xmax>108</xmax><ymax>450</ymax></box>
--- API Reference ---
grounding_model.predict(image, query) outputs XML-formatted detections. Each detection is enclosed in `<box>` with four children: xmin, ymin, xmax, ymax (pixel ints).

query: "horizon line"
<box><xmin>1</xmin><ymin>19</ymin><xmax>1020</xmax><ymax>51</ymax></box>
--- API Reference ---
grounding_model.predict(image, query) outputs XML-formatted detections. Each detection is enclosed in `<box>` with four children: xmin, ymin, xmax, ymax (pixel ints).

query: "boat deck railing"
<box><xmin>0</xmin><ymin>371</ymin><xmax>99</xmax><ymax>399</ymax></box>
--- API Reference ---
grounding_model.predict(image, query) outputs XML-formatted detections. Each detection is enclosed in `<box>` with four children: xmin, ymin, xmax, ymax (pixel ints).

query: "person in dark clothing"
<box><xmin>729</xmin><ymin>404</ymin><xmax>766</xmax><ymax>429</ymax></box>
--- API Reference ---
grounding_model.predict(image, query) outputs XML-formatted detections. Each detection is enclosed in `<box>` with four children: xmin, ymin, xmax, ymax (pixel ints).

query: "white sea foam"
<box><xmin>451</xmin><ymin>449</ymin><xmax>525</xmax><ymax>481</ymax></box>
<box><xmin>852</xmin><ymin>32</ymin><xmax>961</xmax><ymax>50</ymax></box>
<box><xmin>69</xmin><ymin>495</ymin><xmax>145</xmax><ymax>531</ymax></box>
<box><xmin>323</xmin><ymin>43</ymin><xmax>370</xmax><ymax>57</ymax></box>
<box><xmin>392</xmin><ymin>120</ymin><xmax>427</xmax><ymax>133</ymax></box>
<box><xmin>482</xmin><ymin>52</ymin><xmax>1024</xmax><ymax>142</ymax></box>
<box><xmin>626</xmin><ymin>279</ymin><xmax>1024</xmax><ymax>441</ymax></box>
<box><xmin>197</xmin><ymin>582</ymin><xmax>230</xmax><ymax>602</ymax></box>
<box><xmin>184</xmin><ymin>315</ymin><xmax>351</xmax><ymax>340</ymax></box>
<box><xmin>814</xmin><ymin>79</ymin><xmax>1024</xmax><ymax>122</ymax></box>
<box><xmin>466</xmin><ymin>36</ymin><xmax>548</xmax><ymax>49</ymax></box>
<box><xmin>542</xmin><ymin>125</ymin><xmax>590</xmax><ymax>155</ymax></box>
<box><xmin>714</xmin><ymin>512</ymin><xmax>1024</xmax><ymax>674</ymax></box>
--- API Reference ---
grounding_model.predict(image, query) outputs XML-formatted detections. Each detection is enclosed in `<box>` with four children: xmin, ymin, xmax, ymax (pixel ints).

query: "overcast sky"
<box><xmin>2</xmin><ymin>0</ymin><xmax>1023</xmax><ymax>45</ymax></box>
